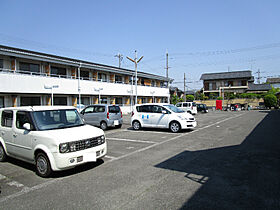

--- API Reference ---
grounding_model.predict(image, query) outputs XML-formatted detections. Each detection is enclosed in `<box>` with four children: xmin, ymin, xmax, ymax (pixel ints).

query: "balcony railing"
<box><xmin>0</xmin><ymin>68</ymin><xmax>168</xmax><ymax>88</ymax></box>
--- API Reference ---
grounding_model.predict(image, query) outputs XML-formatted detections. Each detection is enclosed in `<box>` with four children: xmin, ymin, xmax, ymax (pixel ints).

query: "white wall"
<box><xmin>0</xmin><ymin>72</ymin><xmax>169</xmax><ymax>97</ymax></box>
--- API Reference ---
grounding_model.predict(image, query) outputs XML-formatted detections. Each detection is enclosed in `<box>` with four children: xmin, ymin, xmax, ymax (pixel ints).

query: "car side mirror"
<box><xmin>23</xmin><ymin>123</ymin><xmax>31</xmax><ymax>131</ymax></box>
<box><xmin>80</xmin><ymin>110</ymin><xmax>84</xmax><ymax>115</ymax></box>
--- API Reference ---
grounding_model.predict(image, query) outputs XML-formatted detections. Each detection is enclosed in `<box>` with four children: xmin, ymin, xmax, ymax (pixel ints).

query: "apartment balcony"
<box><xmin>0</xmin><ymin>69</ymin><xmax>169</xmax><ymax>97</ymax></box>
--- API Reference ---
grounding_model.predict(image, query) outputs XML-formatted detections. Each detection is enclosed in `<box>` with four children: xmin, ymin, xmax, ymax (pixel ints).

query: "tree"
<box><xmin>186</xmin><ymin>95</ymin><xmax>195</xmax><ymax>101</ymax></box>
<box><xmin>264</xmin><ymin>94</ymin><xmax>277</xmax><ymax>108</ymax></box>
<box><xmin>171</xmin><ymin>95</ymin><xmax>182</xmax><ymax>105</ymax></box>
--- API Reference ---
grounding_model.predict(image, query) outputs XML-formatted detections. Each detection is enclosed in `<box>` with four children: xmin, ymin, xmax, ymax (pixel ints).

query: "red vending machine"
<box><xmin>216</xmin><ymin>100</ymin><xmax>222</xmax><ymax>110</ymax></box>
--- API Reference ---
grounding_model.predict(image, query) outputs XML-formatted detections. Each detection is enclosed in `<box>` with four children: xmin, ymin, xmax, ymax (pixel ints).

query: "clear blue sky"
<box><xmin>1</xmin><ymin>0</ymin><xmax>280</xmax><ymax>90</ymax></box>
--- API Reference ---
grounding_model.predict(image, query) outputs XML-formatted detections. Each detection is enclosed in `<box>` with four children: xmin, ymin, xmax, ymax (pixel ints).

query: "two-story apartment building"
<box><xmin>200</xmin><ymin>70</ymin><xmax>254</xmax><ymax>97</ymax></box>
<box><xmin>0</xmin><ymin>45</ymin><xmax>171</xmax><ymax>113</ymax></box>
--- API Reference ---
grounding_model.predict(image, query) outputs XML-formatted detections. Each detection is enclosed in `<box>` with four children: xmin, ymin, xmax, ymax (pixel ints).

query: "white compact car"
<box><xmin>0</xmin><ymin>106</ymin><xmax>107</xmax><ymax>177</ymax></box>
<box><xmin>131</xmin><ymin>103</ymin><xmax>197</xmax><ymax>133</ymax></box>
<box><xmin>175</xmin><ymin>102</ymin><xmax>198</xmax><ymax>115</ymax></box>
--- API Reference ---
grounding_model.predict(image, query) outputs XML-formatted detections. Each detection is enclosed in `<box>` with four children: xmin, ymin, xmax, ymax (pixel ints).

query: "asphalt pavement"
<box><xmin>0</xmin><ymin>110</ymin><xmax>279</xmax><ymax>209</ymax></box>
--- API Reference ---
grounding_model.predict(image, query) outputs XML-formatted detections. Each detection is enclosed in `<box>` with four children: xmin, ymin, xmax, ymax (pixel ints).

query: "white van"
<box><xmin>131</xmin><ymin>103</ymin><xmax>197</xmax><ymax>133</ymax></box>
<box><xmin>175</xmin><ymin>102</ymin><xmax>197</xmax><ymax>115</ymax></box>
<box><xmin>0</xmin><ymin>106</ymin><xmax>107</xmax><ymax>177</ymax></box>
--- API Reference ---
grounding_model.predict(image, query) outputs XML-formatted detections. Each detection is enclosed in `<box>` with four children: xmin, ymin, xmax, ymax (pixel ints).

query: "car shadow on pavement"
<box><xmin>51</xmin><ymin>159</ymin><xmax>104</xmax><ymax>178</ymax></box>
<box><xmin>155</xmin><ymin>110</ymin><xmax>280</xmax><ymax>209</ymax></box>
<box><xmin>4</xmin><ymin>158</ymin><xmax>104</xmax><ymax>178</ymax></box>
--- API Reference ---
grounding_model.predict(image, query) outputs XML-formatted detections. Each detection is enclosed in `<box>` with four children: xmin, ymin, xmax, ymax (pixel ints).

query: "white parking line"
<box><xmin>105</xmin><ymin>155</ymin><xmax>117</xmax><ymax>160</ymax></box>
<box><xmin>0</xmin><ymin>174</ymin><xmax>7</xmax><ymax>180</ymax></box>
<box><xmin>107</xmin><ymin>137</ymin><xmax>156</xmax><ymax>144</ymax></box>
<box><xmin>7</xmin><ymin>181</ymin><xmax>24</xmax><ymax>188</ymax></box>
<box><xmin>123</xmin><ymin>129</ymin><xmax>175</xmax><ymax>135</ymax></box>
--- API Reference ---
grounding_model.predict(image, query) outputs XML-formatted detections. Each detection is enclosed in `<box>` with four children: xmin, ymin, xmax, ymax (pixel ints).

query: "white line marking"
<box><xmin>0</xmin><ymin>179</ymin><xmax>58</xmax><ymax>203</ymax></box>
<box><xmin>0</xmin><ymin>174</ymin><xmax>7</xmax><ymax>180</ymax></box>
<box><xmin>123</xmin><ymin>129</ymin><xmax>175</xmax><ymax>135</ymax></box>
<box><xmin>107</xmin><ymin>137</ymin><xmax>156</xmax><ymax>144</ymax></box>
<box><xmin>105</xmin><ymin>155</ymin><xmax>117</xmax><ymax>159</ymax></box>
<box><xmin>7</xmin><ymin>181</ymin><xmax>24</xmax><ymax>188</ymax></box>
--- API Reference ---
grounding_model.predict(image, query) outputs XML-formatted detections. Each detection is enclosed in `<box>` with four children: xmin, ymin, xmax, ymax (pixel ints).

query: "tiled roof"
<box><xmin>266</xmin><ymin>77</ymin><xmax>280</xmax><ymax>84</ymax></box>
<box><xmin>200</xmin><ymin>70</ymin><xmax>253</xmax><ymax>81</ymax></box>
<box><xmin>247</xmin><ymin>83</ymin><xmax>271</xmax><ymax>91</ymax></box>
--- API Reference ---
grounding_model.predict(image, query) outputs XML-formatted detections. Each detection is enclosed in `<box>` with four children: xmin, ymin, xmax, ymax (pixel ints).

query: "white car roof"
<box><xmin>135</xmin><ymin>103</ymin><xmax>169</xmax><ymax>106</ymax></box>
<box><xmin>0</xmin><ymin>106</ymin><xmax>76</xmax><ymax>112</ymax></box>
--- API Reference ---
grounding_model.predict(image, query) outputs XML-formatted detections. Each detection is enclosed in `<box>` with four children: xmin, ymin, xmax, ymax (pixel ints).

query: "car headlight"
<box><xmin>59</xmin><ymin>143</ymin><xmax>69</xmax><ymax>153</ymax></box>
<box><xmin>97</xmin><ymin>135</ymin><xmax>105</xmax><ymax>144</ymax></box>
<box><xmin>69</xmin><ymin>142</ymin><xmax>76</xmax><ymax>152</ymax></box>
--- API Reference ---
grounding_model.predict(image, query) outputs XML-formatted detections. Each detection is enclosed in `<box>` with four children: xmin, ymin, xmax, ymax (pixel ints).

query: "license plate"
<box><xmin>114</xmin><ymin>120</ymin><xmax>119</xmax><ymax>125</ymax></box>
<box><xmin>77</xmin><ymin>156</ymin><xmax>83</xmax><ymax>163</ymax></box>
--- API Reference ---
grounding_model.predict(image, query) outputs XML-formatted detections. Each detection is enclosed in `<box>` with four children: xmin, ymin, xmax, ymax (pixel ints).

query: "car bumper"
<box><xmin>107</xmin><ymin>118</ymin><xmax>123</xmax><ymax>127</ymax></box>
<box><xmin>181</xmin><ymin>121</ymin><xmax>197</xmax><ymax>129</ymax></box>
<box><xmin>51</xmin><ymin>142</ymin><xmax>107</xmax><ymax>171</ymax></box>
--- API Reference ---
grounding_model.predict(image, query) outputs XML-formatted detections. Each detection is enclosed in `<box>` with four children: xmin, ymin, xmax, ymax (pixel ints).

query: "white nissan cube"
<box><xmin>131</xmin><ymin>103</ymin><xmax>197</xmax><ymax>133</ymax></box>
<box><xmin>0</xmin><ymin>106</ymin><xmax>107</xmax><ymax>177</ymax></box>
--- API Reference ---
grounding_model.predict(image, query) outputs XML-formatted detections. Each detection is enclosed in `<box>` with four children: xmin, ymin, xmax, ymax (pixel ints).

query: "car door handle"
<box><xmin>13</xmin><ymin>134</ymin><xmax>17</xmax><ymax>138</ymax></box>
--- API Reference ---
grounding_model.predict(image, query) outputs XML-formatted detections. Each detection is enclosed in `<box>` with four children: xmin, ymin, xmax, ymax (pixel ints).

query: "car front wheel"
<box><xmin>0</xmin><ymin>143</ymin><xmax>7</xmax><ymax>162</ymax></box>
<box><xmin>132</xmin><ymin>121</ymin><xmax>141</xmax><ymax>130</ymax></box>
<box><xmin>35</xmin><ymin>152</ymin><xmax>52</xmax><ymax>177</ymax></box>
<box><xmin>100</xmin><ymin>121</ymin><xmax>108</xmax><ymax>130</ymax></box>
<box><xmin>170</xmin><ymin>121</ymin><xmax>181</xmax><ymax>133</ymax></box>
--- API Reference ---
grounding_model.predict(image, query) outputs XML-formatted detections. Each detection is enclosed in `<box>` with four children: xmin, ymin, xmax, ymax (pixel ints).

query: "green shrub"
<box><xmin>186</xmin><ymin>95</ymin><xmax>195</xmax><ymax>101</ymax></box>
<box><xmin>264</xmin><ymin>94</ymin><xmax>277</xmax><ymax>108</ymax></box>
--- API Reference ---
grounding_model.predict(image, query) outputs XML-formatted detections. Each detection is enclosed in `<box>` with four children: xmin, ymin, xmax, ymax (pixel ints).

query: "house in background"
<box><xmin>266</xmin><ymin>77</ymin><xmax>280</xmax><ymax>89</ymax></box>
<box><xmin>200</xmin><ymin>70</ymin><xmax>254</xmax><ymax>97</ymax></box>
<box><xmin>246</xmin><ymin>83</ymin><xmax>271</xmax><ymax>94</ymax></box>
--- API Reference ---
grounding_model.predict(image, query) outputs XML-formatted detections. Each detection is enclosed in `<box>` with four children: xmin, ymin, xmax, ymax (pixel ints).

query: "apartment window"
<box><xmin>101</xmin><ymin>97</ymin><xmax>108</xmax><ymax>104</ymax></box>
<box><xmin>204</xmin><ymin>82</ymin><xmax>209</xmax><ymax>90</ymax></box>
<box><xmin>81</xmin><ymin>97</ymin><xmax>90</xmax><ymax>105</ymax></box>
<box><xmin>51</xmin><ymin>66</ymin><xmax>66</xmax><ymax>77</ymax></box>
<box><xmin>54</xmin><ymin>97</ymin><xmax>67</xmax><ymax>105</ymax></box>
<box><xmin>115</xmin><ymin>97</ymin><xmax>122</xmax><ymax>105</ymax></box>
<box><xmin>80</xmin><ymin>70</ymin><xmax>89</xmax><ymax>80</ymax></box>
<box><xmin>0</xmin><ymin>96</ymin><xmax>4</xmax><ymax>108</ymax></box>
<box><xmin>228</xmin><ymin>81</ymin><xmax>233</xmax><ymax>86</ymax></box>
<box><xmin>209</xmin><ymin>83</ymin><xmax>213</xmax><ymax>90</ymax></box>
<box><xmin>141</xmin><ymin>79</ymin><xmax>145</xmax><ymax>86</ymax></box>
<box><xmin>19</xmin><ymin>62</ymin><xmax>40</xmax><ymax>74</ymax></box>
<box><xmin>141</xmin><ymin>98</ymin><xmax>147</xmax><ymax>104</ymax></box>
<box><xmin>20</xmin><ymin>97</ymin><xmax>40</xmax><ymax>106</ymax></box>
<box><xmin>241</xmin><ymin>80</ymin><xmax>247</xmax><ymax>86</ymax></box>
<box><xmin>151</xmin><ymin>80</ymin><xmax>155</xmax><ymax>87</ymax></box>
<box><xmin>98</xmin><ymin>73</ymin><xmax>108</xmax><ymax>82</ymax></box>
<box><xmin>115</xmin><ymin>75</ymin><xmax>123</xmax><ymax>83</ymax></box>
<box><xmin>0</xmin><ymin>59</ymin><xmax>3</xmax><ymax>70</ymax></box>
<box><xmin>129</xmin><ymin>76</ymin><xmax>135</xmax><ymax>84</ymax></box>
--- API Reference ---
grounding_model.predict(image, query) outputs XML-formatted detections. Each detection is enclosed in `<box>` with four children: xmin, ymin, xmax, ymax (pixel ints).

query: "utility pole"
<box><xmin>127</xmin><ymin>50</ymin><xmax>143</xmax><ymax>105</ymax></box>
<box><xmin>78</xmin><ymin>62</ymin><xmax>82</xmax><ymax>111</ymax></box>
<box><xmin>165</xmin><ymin>50</ymin><xmax>170</xmax><ymax>103</ymax></box>
<box><xmin>184</xmin><ymin>73</ymin><xmax>186</xmax><ymax>102</ymax></box>
<box><xmin>115</xmin><ymin>53</ymin><xmax>123</xmax><ymax>68</ymax></box>
<box><xmin>257</xmin><ymin>69</ymin><xmax>261</xmax><ymax>84</ymax></box>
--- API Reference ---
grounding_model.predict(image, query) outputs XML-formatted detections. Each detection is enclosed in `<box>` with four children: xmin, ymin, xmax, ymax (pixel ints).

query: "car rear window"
<box><xmin>192</xmin><ymin>102</ymin><xmax>196</xmax><ymax>107</ymax></box>
<box><xmin>109</xmin><ymin>106</ymin><xmax>120</xmax><ymax>113</ymax></box>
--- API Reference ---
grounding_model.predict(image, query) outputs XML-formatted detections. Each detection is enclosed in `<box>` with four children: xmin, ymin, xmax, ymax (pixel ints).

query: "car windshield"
<box><xmin>163</xmin><ymin>104</ymin><xmax>185</xmax><ymax>113</ymax></box>
<box><xmin>32</xmin><ymin>109</ymin><xmax>84</xmax><ymax>131</ymax></box>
